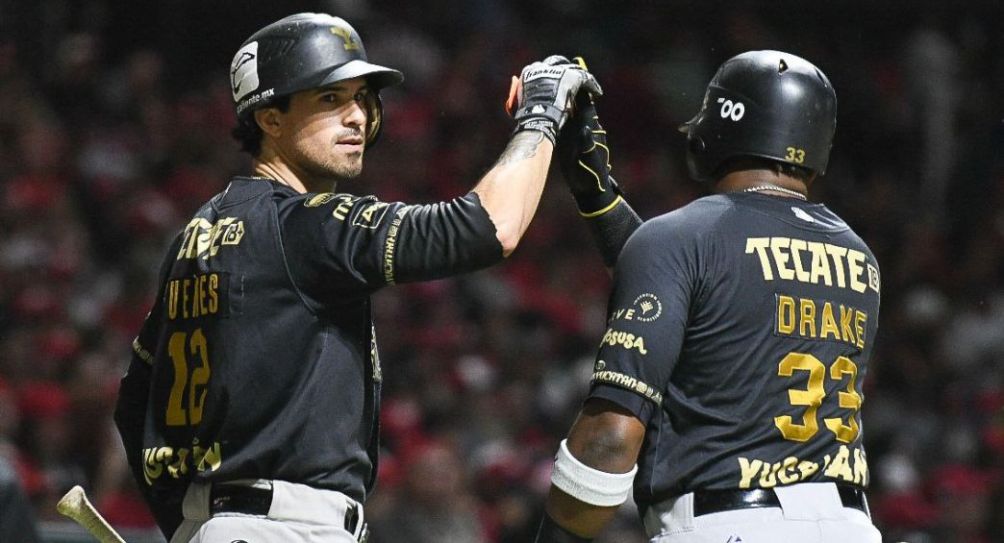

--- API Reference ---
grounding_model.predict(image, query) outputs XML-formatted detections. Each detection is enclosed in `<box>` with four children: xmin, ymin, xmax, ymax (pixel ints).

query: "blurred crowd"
<box><xmin>1</xmin><ymin>1</ymin><xmax>1003</xmax><ymax>542</ymax></box>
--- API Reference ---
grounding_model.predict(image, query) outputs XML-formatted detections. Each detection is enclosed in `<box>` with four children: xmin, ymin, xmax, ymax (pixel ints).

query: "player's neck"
<box><xmin>252</xmin><ymin>149</ymin><xmax>335</xmax><ymax>194</ymax></box>
<box><xmin>715</xmin><ymin>169</ymin><xmax>809</xmax><ymax>199</ymax></box>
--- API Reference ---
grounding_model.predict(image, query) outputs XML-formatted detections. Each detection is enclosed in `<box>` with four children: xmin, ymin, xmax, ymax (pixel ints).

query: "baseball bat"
<box><xmin>56</xmin><ymin>485</ymin><xmax>127</xmax><ymax>543</ymax></box>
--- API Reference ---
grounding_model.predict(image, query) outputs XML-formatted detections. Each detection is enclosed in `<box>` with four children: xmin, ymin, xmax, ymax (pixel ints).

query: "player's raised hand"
<box><xmin>557</xmin><ymin>91</ymin><xmax>623</xmax><ymax>215</ymax></box>
<box><xmin>506</xmin><ymin>55</ymin><xmax>603</xmax><ymax>145</ymax></box>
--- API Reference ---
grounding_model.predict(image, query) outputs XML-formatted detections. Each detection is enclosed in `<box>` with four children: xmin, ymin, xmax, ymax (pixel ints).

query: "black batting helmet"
<box><xmin>230</xmin><ymin>13</ymin><xmax>403</xmax><ymax>146</ymax></box>
<box><xmin>680</xmin><ymin>50</ymin><xmax>837</xmax><ymax>183</ymax></box>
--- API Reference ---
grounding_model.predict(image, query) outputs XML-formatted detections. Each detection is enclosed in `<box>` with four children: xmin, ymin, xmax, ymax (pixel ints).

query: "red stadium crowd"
<box><xmin>1</xmin><ymin>2</ymin><xmax>1002</xmax><ymax>542</ymax></box>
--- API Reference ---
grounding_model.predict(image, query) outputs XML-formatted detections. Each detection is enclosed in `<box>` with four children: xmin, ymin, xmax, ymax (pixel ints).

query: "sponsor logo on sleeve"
<box><xmin>601</xmin><ymin>328</ymin><xmax>648</xmax><ymax>355</ymax></box>
<box><xmin>609</xmin><ymin>293</ymin><xmax>662</xmax><ymax>324</ymax></box>
<box><xmin>591</xmin><ymin>362</ymin><xmax>663</xmax><ymax>406</ymax></box>
<box><xmin>353</xmin><ymin>202</ymin><xmax>390</xmax><ymax>229</ymax></box>
<box><xmin>303</xmin><ymin>193</ymin><xmax>360</xmax><ymax>220</ymax></box>
<box><xmin>304</xmin><ymin>193</ymin><xmax>338</xmax><ymax>207</ymax></box>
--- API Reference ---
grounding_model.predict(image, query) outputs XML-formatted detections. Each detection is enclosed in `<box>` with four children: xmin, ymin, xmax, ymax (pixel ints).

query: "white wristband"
<box><xmin>551</xmin><ymin>439</ymin><xmax>637</xmax><ymax>507</ymax></box>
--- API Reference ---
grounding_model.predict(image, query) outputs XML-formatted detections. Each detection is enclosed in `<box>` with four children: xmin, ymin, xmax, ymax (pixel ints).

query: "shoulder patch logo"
<box><xmin>867</xmin><ymin>263</ymin><xmax>880</xmax><ymax>293</ymax></box>
<box><xmin>791</xmin><ymin>207</ymin><xmax>815</xmax><ymax>223</ymax></box>
<box><xmin>304</xmin><ymin>193</ymin><xmax>338</xmax><ymax>207</ymax></box>
<box><xmin>609</xmin><ymin>293</ymin><xmax>663</xmax><ymax>324</ymax></box>
<box><xmin>633</xmin><ymin>293</ymin><xmax>663</xmax><ymax>322</ymax></box>
<box><xmin>353</xmin><ymin>202</ymin><xmax>390</xmax><ymax>229</ymax></box>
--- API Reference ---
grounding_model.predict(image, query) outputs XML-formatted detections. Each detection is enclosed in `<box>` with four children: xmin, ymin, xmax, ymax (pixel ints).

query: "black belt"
<box><xmin>210</xmin><ymin>483</ymin><xmax>272</xmax><ymax>515</ymax></box>
<box><xmin>209</xmin><ymin>483</ymin><xmax>368</xmax><ymax>537</ymax></box>
<box><xmin>692</xmin><ymin>485</ymin><xmax>869</xmax><ymax>517</ymax></box>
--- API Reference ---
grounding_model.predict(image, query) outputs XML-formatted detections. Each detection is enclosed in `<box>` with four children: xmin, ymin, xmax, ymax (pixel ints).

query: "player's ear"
<box><xmin>254</xmin><ymin>107</ymin><xmax>283</xmax><ymax>139</ymax></box>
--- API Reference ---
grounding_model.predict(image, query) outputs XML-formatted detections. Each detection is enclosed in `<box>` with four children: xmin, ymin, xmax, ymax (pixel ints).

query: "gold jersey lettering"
<box><xmin>777</xmin><ymin>296</ymin><xmax>795</xmax><ymax>334</ymax></box>
<box><xmin>140</xmin><ymin>440</ymin><xmax>224</xmax><ymax>486</ymax></box>
<box><xmin>746</xmin><ymin>238</ymin><xmax>774</xmax><ymax>280</ymax></box>
<box><xmin>853</xmin><ymin>447</ymin><xmax>869</xmax><ymax>485</ymax></box>
<box><xmin>776</xmin><ymin>456</ymin><xmax>801</xmax><ymax>485</ymax></box>
<box><xmin>854</xmin><ymin>310</ymin><xmax>867</xmax><ymax>349</ymax></box>
<box><xmin>775</xmin><ymin>296</ymin><xmax>867</xmax><ymax>350</ymax></box>
<box><xmin>746</xmin><ymin>237</ymin><xmax>874</xmax><ymax>293</ymax></box>
<box><xmin>824</xmin><ymin>445</ymin><xmax>854</xmax><ymax>482</ymax></box>
<box><xmin>798</xmin><ymin>459</ymin><xmax>820</xmax><ymax>479</ymax></box>
<box><xmin>770</xmin><ymin>237</ymin><xmax>795</xmax><ymax>280</ymax></box>
<box><xmin>331</xmin><ymin>195</ymin><xmax>356</xmax><ymax>220</ymax></box>
<box><xmin>733</xmin><ymin>449</ymin><xmax>864</xmax><ymax>489</ymax></box>
<box><xmin>759</xmin><ymin>460</ymin><xmax>779</xmax><ymax>488</ymax></box>
<box><xmin>193</xmin><ymin>441</ymin><xmax>223</xmax><ymax>472</ymax></box>
<box><xmin>177</xmin><ymin>218</ymin><xmax>245</xmax><ymax>260</ymax></box>
<box><xmin>808</xmin><ymin>242</ymin><xmax>832</xmax><ymax>286</ymax></box>
<box><xmin>847</xmin><ymin>249</ymin><xmax>867</xmax><ymax>293</ymax></box>
<box><xmin>799</xmin><ymin>298</ymin><xmax>817</xmax><ymax>338</ymax></box>
<box><xmin>789</xmin><ymin>239</ymin><xmax>810</xmax><ymax>282</ymax></box>
<box><xmin>168</xmin><ymin>280</ymin><xmax>180</xmax><ymax>320</ymax></box>
<box><xmin>839</xmin><ymin>305</ymin><xmax>855</xmax><ymax>344</ymax></box>
<box><xmin>601</xmin><ymin>329</ymin><xmax>649</xmax><ymax>355</ymax></box>
<box><xmin>820</xmin><ymin>302</ymin><xmax>840</xmax><ymax>340</ymax></box>
<box><xmin>166</xmin><ymin>273</ymin><xmax>224</xmax><ymax>321</ymax></box>
<box><xmin>738</xmin><ymin>457</ymin><xmax>763</xmax><ymax>489</ymax></box>
<box><xmin>825</xmin><ymin>244</ymin><xmax>848</xmax><ymax>288</ymax></box>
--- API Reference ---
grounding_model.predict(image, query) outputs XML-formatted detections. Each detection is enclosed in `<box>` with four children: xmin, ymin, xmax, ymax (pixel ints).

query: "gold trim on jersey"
<box><xmin>591</xmin><ymin>366</ymin><xmax>663</xmax><ymax>406</ymax></box>
<box><xmin>383</xmin><ymin>206</ymin><xmax>412</xmax><ymax>284</ymax></box>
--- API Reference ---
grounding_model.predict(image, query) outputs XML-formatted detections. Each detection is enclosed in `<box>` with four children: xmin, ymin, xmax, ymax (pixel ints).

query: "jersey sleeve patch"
<box><xmin>382</xmin><ymin>205</ymin><xmax>413</xmax><ymax>285</ymax></box>
<box><xmin>591</xmin><ymin>360</ymin><xmax>663</xmax><ymax>406</ymax></box>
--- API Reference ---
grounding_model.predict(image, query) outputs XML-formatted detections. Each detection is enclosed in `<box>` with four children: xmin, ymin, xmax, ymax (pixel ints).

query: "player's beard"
<box><xmin>320</xmin><ymin>150</ymin><xmax>363</xmax><ymax>179</ymax></box>
<box><xmin>299</xmin><ymin>128</ymin><xmax>365</xmax><ymax>180</ymax></box>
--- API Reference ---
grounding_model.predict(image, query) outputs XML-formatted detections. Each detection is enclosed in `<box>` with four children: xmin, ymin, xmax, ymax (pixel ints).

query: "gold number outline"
<box><xmin>774</xmin><ymin>352</ymin><xmax>862</xmax><ymax>443</ymax></box>
<box><xmin>823</xmin><ymin>356</ymin><xmax>861</xmax><ymax>443</ymax></box>
<box><xmin>773</xmin><ymin>353</ymin><xmax>825</xmax><ymax>442</ymax></box>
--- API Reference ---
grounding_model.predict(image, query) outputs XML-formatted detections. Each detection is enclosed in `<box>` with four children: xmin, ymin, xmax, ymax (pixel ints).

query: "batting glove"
<box><xmin>557</xmin><ymin>92</ymin><xmax>623</xmax><ymax>215</ymax></box>
<box><xmin>507</xmin><ymin>55</ymin><xmax>603</xmax><ymax>145</ymax></box>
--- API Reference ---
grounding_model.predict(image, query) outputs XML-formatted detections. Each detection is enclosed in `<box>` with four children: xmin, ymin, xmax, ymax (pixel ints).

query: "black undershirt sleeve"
<box><xmin>281</xmin><ymin>191</ymin><xmax>503</xmax><ymax>303</ymax></box>
<box><xmin>391</xmin><ymin>192</ymin><xmax>503</xmax><ymax>283</ymax></box>
<box><xmin>581</xmin><ymin>199</ymin><xmax>643</xmax><ymax>268</ymax></box>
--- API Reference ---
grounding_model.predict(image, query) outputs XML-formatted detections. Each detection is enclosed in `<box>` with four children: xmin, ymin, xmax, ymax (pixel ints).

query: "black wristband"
<box><xmin>573</xmin><ymin>189</ymin><xmax>620</xmax><ymax>216</ymax></box>
<box><xmin>534</xmin><ymin>514</ymin><xmax>593</xmax><ymax>543</ymax></box>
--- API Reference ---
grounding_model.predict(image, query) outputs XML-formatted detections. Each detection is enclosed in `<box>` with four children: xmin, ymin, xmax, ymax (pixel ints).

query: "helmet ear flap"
<box><xmin>364</xmin><ymin>92</ymin><xmax>384</xmax><ymax>148</ymax></box>
<box><xmin>685</xmin><ymin>134</ymin><xmax>713</xmax><ymax>182</ymax></box>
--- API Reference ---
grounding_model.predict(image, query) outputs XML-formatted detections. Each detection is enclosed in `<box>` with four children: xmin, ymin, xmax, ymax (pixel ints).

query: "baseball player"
<box><xmin>113</xmin><ymin>12</ymin><xmax>600</xmax><ymax>543</ymax></box>
<box><xmin>535</xmin><ymin>51</ymin><xmax>883</xmax><ymax>542</ymax></box>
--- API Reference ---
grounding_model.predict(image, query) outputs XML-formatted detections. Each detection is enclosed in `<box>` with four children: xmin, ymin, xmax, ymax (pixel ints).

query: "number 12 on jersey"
<box><xmin>166</xmin><ymin>328</ymin><xmax>211</xmax><ymax>426</ymax></box>
<box><xmin>774</xmin><ymin>352</ymin><xmax>861</xmax><ymax>443</ymax></box>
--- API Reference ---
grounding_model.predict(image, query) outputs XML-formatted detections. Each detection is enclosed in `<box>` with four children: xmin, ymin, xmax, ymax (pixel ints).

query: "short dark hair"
<box><xmin>231</xmin><ymin>96</ymin><xmax>292</xmax><ymax>157</ymax></box>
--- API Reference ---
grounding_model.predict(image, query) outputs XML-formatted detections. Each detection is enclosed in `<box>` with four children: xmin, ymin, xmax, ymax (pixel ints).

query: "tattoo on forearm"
<box><xmin>495</xmin><ymin>131</ymin><xmax>543</xmax><ymax>167</ymax></box>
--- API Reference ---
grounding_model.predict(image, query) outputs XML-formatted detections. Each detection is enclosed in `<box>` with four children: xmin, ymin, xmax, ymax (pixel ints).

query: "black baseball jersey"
<box><xmin>114</xmin><ymin>177</ymin><xmax>501</xmax><ymax>536</ymax></box>
<box><xmin>587</xmin><ymin>192</ymin><xmax>880</xmax><ymax>508</ymax></box>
